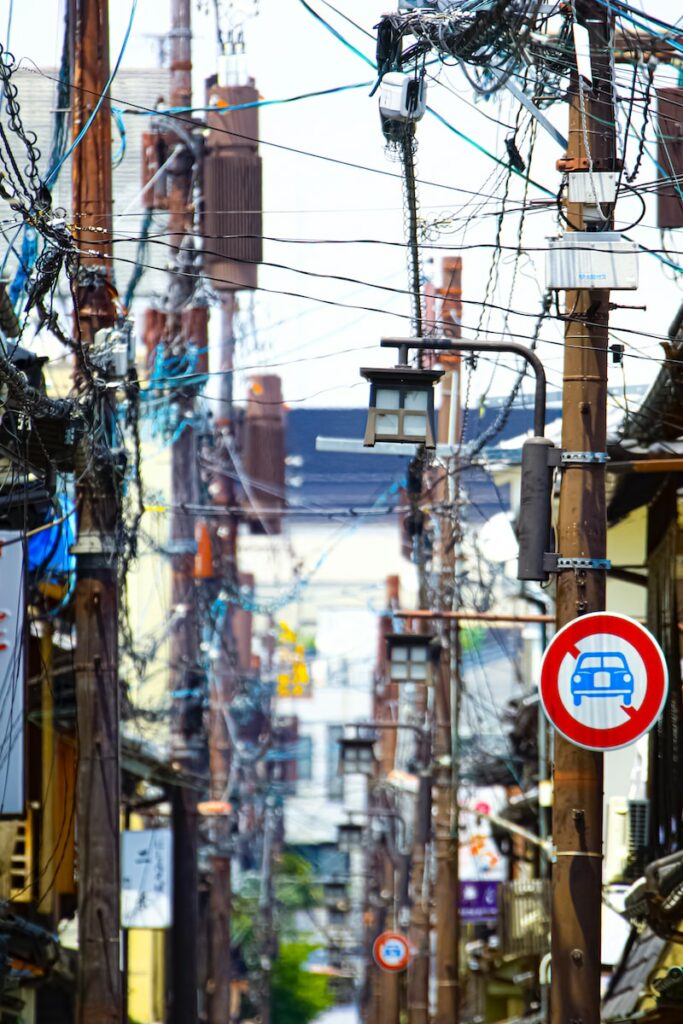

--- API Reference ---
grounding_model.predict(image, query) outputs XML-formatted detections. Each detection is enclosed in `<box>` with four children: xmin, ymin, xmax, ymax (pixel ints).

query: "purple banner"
<box><xmin>459</xmin><ymin>880</ymin><xmax>500</xmax><ymax>921</ymax></box>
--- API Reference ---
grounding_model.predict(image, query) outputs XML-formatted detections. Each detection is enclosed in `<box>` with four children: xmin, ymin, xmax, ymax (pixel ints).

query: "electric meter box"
<box><xmin>378</xmin><ymin>72</ymin><xmax>427</xmax><ymax>123</ymax></box>
<box><xmin>546</xmin><ymin>232</ymin><xmax>639</xmax><ymax>291</ymax></box>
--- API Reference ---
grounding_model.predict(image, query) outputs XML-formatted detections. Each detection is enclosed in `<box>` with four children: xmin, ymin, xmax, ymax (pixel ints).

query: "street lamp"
<box><xmin>386</xmin><ymin>632</ymin><xmax>438</xmax><ymax>685</ymax></box>
<box><xmin>323</xmin><ymin>878</ymin><xmax>348</xmax><ymax>907</ymax></box>
<box><xmin>360</xmin><ymin>365</ymin><xmax>443</xmax><ymax>448</ymax></box>
<box><xmin>338</xmin><ymin>735</ymin><xmax>377</xmax><ymax>777</ymax></box>
<box><xmin>337</xmin><ymin>821</ymin><xmax>365</xmax><ymax>853</ymax></box>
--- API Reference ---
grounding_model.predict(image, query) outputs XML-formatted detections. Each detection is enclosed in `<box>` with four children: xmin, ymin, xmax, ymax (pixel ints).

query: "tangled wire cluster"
<box><xmin>378</xmin><ymin>0</ymin><xmax>571</xmax><ymax>98</ymax></box>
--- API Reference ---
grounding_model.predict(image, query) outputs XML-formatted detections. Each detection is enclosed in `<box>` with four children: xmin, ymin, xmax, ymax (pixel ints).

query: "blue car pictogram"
<box><xmin>571</xmin><ymin>652</ymin><xmax>634</xmax><ymax>707</ymax></box>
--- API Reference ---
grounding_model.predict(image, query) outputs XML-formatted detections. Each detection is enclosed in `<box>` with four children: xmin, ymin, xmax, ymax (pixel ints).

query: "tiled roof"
<box><xmin>285</xmin><ymin>405</ymin><xmax>561</xmax><ymax>516</ymax></box>
<box><xmin>602</xmin><ymin>927</ymin><xmax>667</xmax><ymax>1022</ymax></box>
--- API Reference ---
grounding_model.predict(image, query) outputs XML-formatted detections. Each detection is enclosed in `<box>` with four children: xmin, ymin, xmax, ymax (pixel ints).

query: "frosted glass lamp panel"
<box><xmin>410</xmin><ymin>662</ymin><xmax>428</xmax><ymax>682</ymax></box>
<box><xmin>376</xmin><ymin>388</ymin><xmax>401</xmax><ymax>410</ymax></box>
<box><xmin>411</xmin><ymin>647</ymin><xmax>428</xmax><ymax>663</ymax></box>
<box><xmin>404</xmin><ymin>389</ymin><xmax>429</xmax><ymax>411</ymax></box>
<box><xmin>392</xmin><ymin>647</ymin><xmax>409</xmax><ymax>662</ymax></box>
<box><xmin>403</xmin><ymin>413</ymin><xmax>427</xmax><ymax>436</ymax></box>
<box><xmin>391</xmin><ymin>662</ymin><xmax>409</xmax><ymax>680</ymax></box>
<box><xmin>375</xmin><ymin>413</ymin><xmax>399</xmax><ymax>435</ymax></box>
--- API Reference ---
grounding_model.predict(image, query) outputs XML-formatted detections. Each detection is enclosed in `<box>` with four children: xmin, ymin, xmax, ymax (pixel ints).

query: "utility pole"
<box><xmin>551</xmin><ymin>4</ymin><xmax>616</xmax><ymax>1023</ymax></box>
<box><xmin>372</xmin><ymin>585</ymin><xmax>402</xmax><ymax>1024</ymax></box>
<box><xmin>166</xmin><ymin>2</ymin><xmax>200</xmax><ymax>1022</ymax></box>
<box><xmin>70</xmin><ymin>0</ymin><xmax>121</xmax><ymax>1022</ymax></box>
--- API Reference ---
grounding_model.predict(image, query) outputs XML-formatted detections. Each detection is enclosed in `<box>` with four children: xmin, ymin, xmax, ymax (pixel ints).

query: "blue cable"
<box><xmin>296</xmin><ymin>0</ymin><xmax>376</xmax><ymax>69</ymax></box>
<box><xmin>45</xmin><ymin>0</ymin><xmax>138</xmax><ymax>186</ymax></box>
<box><xmin>427</xmin><ymin>106</ymin><xmax>555</xmax><ymax>197</ymax></box>
<box><xmin>112</xmin><ymin>106</ymin><xmax>127</xmax><ymax>167</ymax></box>
<box><xmin>134</xmin><ymin>81</ymin><xmax>373</xmax><ymax>118</ymax></box>
<box><xmin>594</xmin><ymin>0</ymin><xmax>683</xmax><ymax>55</ymax></box>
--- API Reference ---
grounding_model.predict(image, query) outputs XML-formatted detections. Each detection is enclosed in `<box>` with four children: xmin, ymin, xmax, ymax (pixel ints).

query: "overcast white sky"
<box><xmin>5</xmin><ymin>0</ymin><xmax>683</xmax><ymax>414</ymax></box>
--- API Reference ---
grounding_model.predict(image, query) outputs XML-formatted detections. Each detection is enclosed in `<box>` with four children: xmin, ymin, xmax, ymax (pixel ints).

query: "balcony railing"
<box><xmin>498</xmin><ymin>879</ymin><xmax>550</xmax><ymax>958</ymax></box>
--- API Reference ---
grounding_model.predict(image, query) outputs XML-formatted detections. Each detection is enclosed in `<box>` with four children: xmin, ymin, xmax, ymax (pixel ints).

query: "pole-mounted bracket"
<box><xmin>543</xmin><ymin>554</ymin><xmax>611</xmax><ymax>573</ymax></box>
<box><xmin>560</xmin><ymin>451</ymin><xmax>610</xmax><ymax>466</ymax></box>
<box><xmin>70</xmin><ymin>534</ymin><xmax>117</xmax><ymax>556</ymax></box>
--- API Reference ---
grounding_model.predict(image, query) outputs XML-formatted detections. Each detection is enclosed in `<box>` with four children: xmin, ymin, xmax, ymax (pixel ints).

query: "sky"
<box><xmin>4</xmin><ymin>0</ymin><xmax>683</xmax><ymax>417</ymax></box>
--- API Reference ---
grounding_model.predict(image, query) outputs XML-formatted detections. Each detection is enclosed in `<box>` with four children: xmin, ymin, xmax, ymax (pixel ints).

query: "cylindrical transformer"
<box><xmin>517</xmin><ymin>436</ymin><xmax>556</xmax><ymax>582</ymax></box>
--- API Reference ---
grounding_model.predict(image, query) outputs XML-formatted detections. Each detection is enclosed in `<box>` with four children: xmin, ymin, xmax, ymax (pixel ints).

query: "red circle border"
<box><xmin>540</xmin><ymin>612</ymin><xmax>669</xmax><ymax>751</ymax></box>
<box><xmin>372</xmin><ymin>931</ymin><xmax>410</xmax><ymax>972</ymax></box>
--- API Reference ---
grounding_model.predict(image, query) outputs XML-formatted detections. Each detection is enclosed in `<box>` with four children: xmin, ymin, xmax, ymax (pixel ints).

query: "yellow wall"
<box><xmin>607</xmin><ymin>506</ymin><xmax>647</xmax><ymax>619</ymax></box>
<box><xmin>128</xmin><ymin>928</ymin><xmax>166</xmax><ymax>1024</ymax></box>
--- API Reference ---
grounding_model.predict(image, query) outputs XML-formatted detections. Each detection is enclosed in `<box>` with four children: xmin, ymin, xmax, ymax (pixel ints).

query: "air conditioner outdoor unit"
<box><xmin>546</xmin><ymin>232</ymin><xmax>639</xmax><ymax>290</ymax></box>
<box><xmin>604</xmin><ymin>796</ymin><xmax>650</xmax><ymax>884</ymax></box>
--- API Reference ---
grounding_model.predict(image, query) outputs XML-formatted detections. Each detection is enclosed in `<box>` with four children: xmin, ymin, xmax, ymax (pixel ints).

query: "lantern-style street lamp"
<box><xmin>386</xmin><ymin>632</ymin><xmax>438</xmax><ymax>686</ymax></box>
<box><xmin>338</xmin><ymin>735</ymin><xmax>376</xmax><ymax>777</ymax></box>
<box><xmin>323</xmin><ymin>878</ymin><xmax>348</xmax><ymax>907</ymax></box>
<box><xmin>337</xmin><ymin>821</ymin><xmax>365</xmax><ymax>853</ymax></box>
<box><xmin>360</xmin><ymin>366</ymin><xmax>443</xmax><ymax>448</ymax></box>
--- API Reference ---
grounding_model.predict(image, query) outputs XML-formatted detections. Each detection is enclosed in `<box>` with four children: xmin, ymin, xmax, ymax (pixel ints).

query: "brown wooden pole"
<box><xmin>551</xmin><ymin>4</ymin><xmax>615</xmax><ymax>1023</ymax></box>
<box><xmin>167</xmin><ymin>2</ymin><xmax>201</xmax><ymax>1022</ymax></box>
<box><xmin>70</xmin><ymin>0</ymin><xmax>121</xmax><ymax>1020</ymax></box>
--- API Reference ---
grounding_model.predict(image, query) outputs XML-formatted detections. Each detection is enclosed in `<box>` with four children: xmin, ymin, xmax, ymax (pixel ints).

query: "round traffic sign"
<box><xmin>372</xmin><ymin>931</ymin><xmax>410</xmax><ymax>972</ymax></box>
<box><xmin>540</xmin><ymin>612</ymin><xmax>668</xmax><ymax>752</ymax></box>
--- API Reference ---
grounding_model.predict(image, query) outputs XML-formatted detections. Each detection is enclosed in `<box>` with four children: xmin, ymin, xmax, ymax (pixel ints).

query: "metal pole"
<box><xmin>70</xmin><ymin>0</ymin><xmax>122</xmax><ymax>1020</ymax></box>
<box><xmin>551</xmin><ymin>4</ymin><xmax>615</xmax><ymax>1023</ymax></box>
<box><xmin>381</xmin><ymin>337</ymin><xmax>547</xmax><ymax>437</ymax></box>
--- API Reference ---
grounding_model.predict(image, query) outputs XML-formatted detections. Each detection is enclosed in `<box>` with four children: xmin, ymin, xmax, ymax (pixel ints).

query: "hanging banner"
<box><xmin>0</xmin><ymin>533</ymin><xmax>25</xmax><ymax>817</ymax></box>
<box><xmin>122</xmin><ymin>829</ymin><xmax>173</xmax><ymax>929</ymax></box>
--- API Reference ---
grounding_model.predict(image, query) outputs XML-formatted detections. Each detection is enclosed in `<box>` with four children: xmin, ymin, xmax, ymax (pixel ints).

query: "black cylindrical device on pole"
<box><xmin>517</xmin><ymin>436</ymin><xmax>556</xmax><ymax>582</ymax></box>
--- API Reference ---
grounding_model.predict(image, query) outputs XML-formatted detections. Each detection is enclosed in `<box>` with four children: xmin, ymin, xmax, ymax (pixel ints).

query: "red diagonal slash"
<box><xmin>621</xmin><ymin>704</ymin><xmax>638</xmax><ymax>719</ymax></box>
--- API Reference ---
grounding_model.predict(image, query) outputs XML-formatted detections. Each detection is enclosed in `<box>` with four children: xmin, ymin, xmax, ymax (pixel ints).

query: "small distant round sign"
<box><xmin>373</xmin><ymin>931</ymin><xmax>410</xmax><ymax>973</ymax></box>
<box><xmin>540</xmin><ymin>612</ymin><xmax>668</xmax><ymax>752</ymax></box>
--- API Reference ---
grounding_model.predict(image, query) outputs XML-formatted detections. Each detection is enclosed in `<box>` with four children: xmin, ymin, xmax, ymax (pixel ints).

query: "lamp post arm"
<box><xmin>381</xmin><ymin>336</ymin><xmax>547</xmax><ymax>437</ymax></box>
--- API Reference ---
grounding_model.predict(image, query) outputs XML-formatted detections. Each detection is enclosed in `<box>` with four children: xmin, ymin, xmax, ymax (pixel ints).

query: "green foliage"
<box><xmin>232</xmin><ymin>852</ymin><xmax>324</xmax><ymax>969</ymax></box>
<box><xmin>272</xmin><ymin>943</ymin><xmax>334</xmax><ymax>1024</ymax></box>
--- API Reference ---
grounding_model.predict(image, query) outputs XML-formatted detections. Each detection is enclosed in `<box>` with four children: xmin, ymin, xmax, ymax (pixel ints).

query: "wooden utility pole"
<box><xmin>70</xmin><ymin>0</ymin><xmax>121</xmax><ymax>1021</ymax></box>
<box><xmin>167</xmin><ymin>2</ymin><xmax>200</xmax><ymax>1022</ymax></box>
<box><xmin>433</xmin><ymin>256</ymin><xmax>462</xmax><ymax>1024</ymax></box>
<box><xmin>205</xmin><ymin>303</ymin><xmax>237</xmax><ymax>1024</ymax></box>
<box><xmin>551</xmin><ymin>4</ymin><xmax>616</xmax><ymax>1023</ymax></box>
<box><xmin>402</xmin><ymin>489</ymin><xmax>431</xmax><ymax>1024</ymax></box>
<box><xmin>406</xmin><ymin>767</ymin><xmax>431</xmax><ymax>1024</ymax></box>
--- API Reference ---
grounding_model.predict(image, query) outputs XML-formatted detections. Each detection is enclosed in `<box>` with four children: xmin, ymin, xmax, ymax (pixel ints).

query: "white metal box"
<box><xmin>567</xmin><ymin>171</ymin><xmax>619</xmax><ymax>205</ymax></box>
<box><xmin>546</xmin><ymin>232</ymin><xmax>639</xmax><ymax>291</ymax></box>
<box><xmin>378</xmin><ymin>72</ymin><xmax>427</xmax><ymax>123</ymax></box>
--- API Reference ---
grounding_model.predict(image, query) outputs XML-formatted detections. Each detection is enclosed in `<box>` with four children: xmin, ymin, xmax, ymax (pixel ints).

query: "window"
<box><xmin>372</xmin><ymin>387</ymin><xmax>430</xmax><ymax>440</ymax></box>
<box><xmin>327</xmin><ymin>726</ymin><xmax>344</xmax><ymax>801</ymax></box>
<box><xmin>390</xmin><ymin>642</ymin><xmax>429</xmax><ymax>683</ymax></box>
<box><xmin>296</xmin><ymin>735</ymin><xmax>313</xmax><ymax>784</ymax></box>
